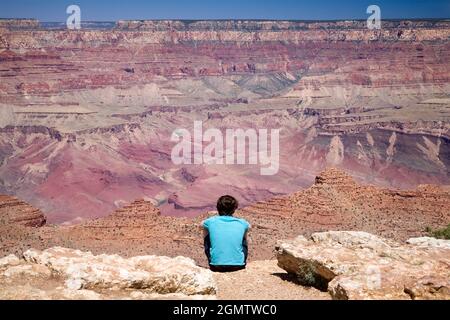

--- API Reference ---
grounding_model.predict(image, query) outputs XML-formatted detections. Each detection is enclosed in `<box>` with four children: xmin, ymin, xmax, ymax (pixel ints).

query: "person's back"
<box><xmin>202</xmin><ymin>196</ymin><xmax>250</xmax><ymax>272</ymax></box>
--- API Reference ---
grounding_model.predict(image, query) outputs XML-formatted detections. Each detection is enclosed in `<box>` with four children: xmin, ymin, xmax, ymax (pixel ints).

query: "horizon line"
<box><xmin>1</xmin><ymin>18</ymin><xmax>450</xmax><ymax>23</ymax></box>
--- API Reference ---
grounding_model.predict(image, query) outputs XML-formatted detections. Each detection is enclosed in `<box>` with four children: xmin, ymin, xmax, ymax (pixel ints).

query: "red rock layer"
<box><xmin>0</xmin><ymin>195</ymin><xmax>46</xmax><ymax>227</ymax></box>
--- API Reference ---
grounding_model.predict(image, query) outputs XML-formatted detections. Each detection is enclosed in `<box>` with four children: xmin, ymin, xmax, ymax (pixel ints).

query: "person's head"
<box><xmin>217</xmin><ymin>195</ymin><xmax>239</xmax><ymax>216</ymax></box>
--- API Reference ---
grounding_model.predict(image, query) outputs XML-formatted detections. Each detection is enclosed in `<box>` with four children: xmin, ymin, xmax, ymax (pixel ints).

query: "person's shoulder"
<box><xmin>203</xmin><ymin>215</ymin><xmax>219</xmax><ymax>225</ymax></box>
<box><xmin>235</xmin><ymin>217</ymin><xmax>250</xmax><ymax>227</ymax></box>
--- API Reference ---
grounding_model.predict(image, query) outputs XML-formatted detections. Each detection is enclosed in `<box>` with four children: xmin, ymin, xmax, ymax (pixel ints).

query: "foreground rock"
<box><xmin>406</xmin><ymin>237</ymin><xmax>450</xmax><ymax>249</ymax></box>
<box><xmin>276</xmin><ymin>231</ymin><xmax>450</xmax><ymax>300</ymax></box>
<box><xmin>0</xmin><ymin>247</ymin><xmax>216</xmax><ymax>300</ymax></box>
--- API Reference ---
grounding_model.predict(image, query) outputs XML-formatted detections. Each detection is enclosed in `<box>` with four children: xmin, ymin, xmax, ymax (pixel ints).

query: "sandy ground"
<box><xmin>213</xmin><ymin>260</ymin><xmax>330</xmax><ymax>300</ymax></box>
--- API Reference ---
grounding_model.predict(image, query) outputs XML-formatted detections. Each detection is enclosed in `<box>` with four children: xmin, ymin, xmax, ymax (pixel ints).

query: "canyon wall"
<box><xmin>0</xmin><ymin>19</ymin><xmax>449</xmax><ymax>222</ymax></box>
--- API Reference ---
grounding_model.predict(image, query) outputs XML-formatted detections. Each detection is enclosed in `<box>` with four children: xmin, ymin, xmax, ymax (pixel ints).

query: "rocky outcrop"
<box><xmin>3</xmin><ymin>232</ymin><xmax>448</xmax><ymax>300</ymax></box>
<box><xmin>0</xmin><ymin>195</ymin><xmax>46</xmax><ymax>227</ymax></box>
<box><xmin>111</xmin><ymin>199</ymin><xmax>161</xmax><ymax>218</ymax></box>
<box><xmin>314</xmin><ymin>167</ymin><xmax>357</xmax><ymax>187</ymax></box>
<box><xmin>0</xmin><ymin>247</ymin><xmax>216</xmax><ymax>300</ymax></box>
<box><xmin>276</xmin><ymin>231</ymin><xmax>450</xmax><ymax>300</ymax></box>
<box><xmin>242</xmin><ymin>168</ymin><xmax>450</xmax><ymax>242</ymax></box>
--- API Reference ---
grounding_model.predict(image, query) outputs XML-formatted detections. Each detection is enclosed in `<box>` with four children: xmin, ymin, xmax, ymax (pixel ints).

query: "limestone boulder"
<box><xmin>22</xmin><ymin>247</ymin><xmax>216</xmax><ymax>295</ymax></box>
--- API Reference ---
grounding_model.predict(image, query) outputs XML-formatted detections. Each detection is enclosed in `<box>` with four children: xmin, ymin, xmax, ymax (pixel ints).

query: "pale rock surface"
<box><xmin>276</xmin><ymin>231</ymin><xmax>450</xmax><ymax>300</ymax></box>
<box><xmin>22</xmin><ymin>247</ymin><xmax>216</xmax><ymax>295</ymax></box>
<box><xmin>0</xmin><ymin>247</ymin><xmax>216</xmax><ymax>300</ymax></box>
<box><xmin>3</xmin><ymin>264</ymin><xmax>52</xmax><ymax>278</ymax></box>
<box><xmin>0</xmin><ymin>254</ymin><xmax>21</xmax><ymax>268</ymax></box>
<box><xmin>407</xmin><ymin>237</ymin><xmax>450</xmax><ymax>249</ymax></box>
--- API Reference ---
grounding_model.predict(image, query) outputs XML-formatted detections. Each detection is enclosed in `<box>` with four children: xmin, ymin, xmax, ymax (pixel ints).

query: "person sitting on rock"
<box><xmin>202</xmin><ymin>195</ymin><xmax>250</xmax><ymax>272</ymax></box>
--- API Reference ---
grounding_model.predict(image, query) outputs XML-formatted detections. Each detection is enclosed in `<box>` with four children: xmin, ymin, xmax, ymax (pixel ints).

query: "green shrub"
<box><xmin>428</xmin><ymin>224</ymin><xmax>450</xmax><ymax>240</ymax></box>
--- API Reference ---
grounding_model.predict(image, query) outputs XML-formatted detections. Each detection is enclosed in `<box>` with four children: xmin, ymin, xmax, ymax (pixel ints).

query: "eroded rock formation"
<box><xmin>276</xmin><ymin>231</ymin><xmax>450</xmax><ymax>300</ymax></box>
<box><xmin>0</xmin><ymin>195</ymin><xmax>46</xmax><ymax>227</ymax></box>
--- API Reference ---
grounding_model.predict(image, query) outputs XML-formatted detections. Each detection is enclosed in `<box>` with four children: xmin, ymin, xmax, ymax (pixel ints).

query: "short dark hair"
<box><xmin>217</xmin><ymin>195</ymin><xmax>239</xmax><ymax>216</ymax></box>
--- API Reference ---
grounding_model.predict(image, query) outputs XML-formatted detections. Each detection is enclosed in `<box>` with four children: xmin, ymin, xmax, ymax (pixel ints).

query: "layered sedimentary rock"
<box><xmin>0</xmin><ymin>19</ymin><xmax>449</xmax><ymax>222</ymax></box>
<box><xmin>0</xmin><ymin>19</ymin><xmax>39</xmax><ymax>29</ymax></box>
<box><xmin>276</xmin><ymin>231</ymin><xmax>450</xmax><ymax>300</ymax></box>
<box><xmin>0</xmin><ymin>195</ymin><xmax>46</xmax><ymax>227</ymax></box>
<box><xmin>0</xmin><ymin>169</ymin><xmax>448</xmax><ymax>268</ymax></box>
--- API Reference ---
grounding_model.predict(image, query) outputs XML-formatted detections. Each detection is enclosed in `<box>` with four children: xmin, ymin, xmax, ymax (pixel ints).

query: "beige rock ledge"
<box><xmin>406</xmin><ymin>237</ymin><xmax>450</xmax><ymax>249</ymax></box>
<box><xmin>0</xmin><ymin>247</ymin><xmax>216</xmax><ymax>300</ymax></box>
<box><xmin>276</xmin><ymin>231</ymin><xmax>450</xmax><ymax>300</ymax></box>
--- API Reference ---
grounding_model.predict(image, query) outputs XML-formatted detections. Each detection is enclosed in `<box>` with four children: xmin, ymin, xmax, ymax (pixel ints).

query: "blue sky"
<box><xmin>1</xmin><ymin>0</ymin><xmax>449</xmax><ymax>21</ymax></box>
